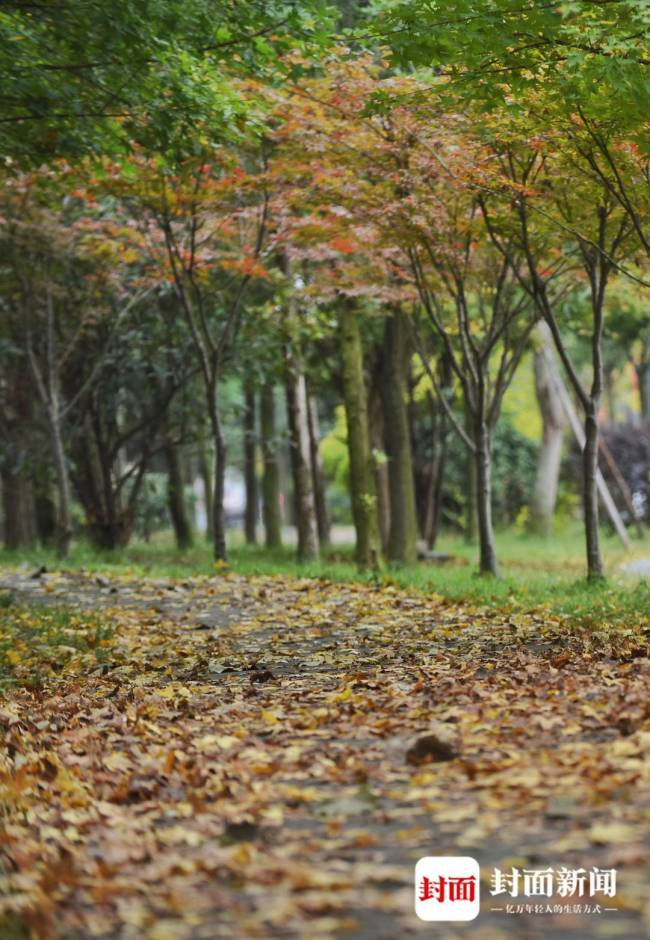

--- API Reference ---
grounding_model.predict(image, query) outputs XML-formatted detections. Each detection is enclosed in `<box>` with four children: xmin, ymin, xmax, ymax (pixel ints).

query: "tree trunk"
<box><xmin>583</xmin><ymin>406</ymin><xmax>604</xmax><ymax>579</ymax></box>
<box><xmin>209</xmin><ymin>380</ymin><xmax>228</xmax><ymax>562</ymax></box>
<box><xmin>423</xmin><ymin>392</ymin><xmax>448</xmax><ymax>550</ymax></box>
<box><xmin>285</xmin><ymin>367</ymin><xmax>319</xmax><ymax>562</ymax></box>
<box><xmin>1</xmin><ymin>464</ymin><xmax>37</xmax><ymax>550</ymax></box>
<box><xmin>339</xmin><ymin>302</ymin><xmax>381</xmax><ymax>569</ymax></box>
<box><xmin>635</xmin><ymin>359</ymin><xmax>650</xmax><ymax>419</ymax></box>
<box><xmin>530</xmin><ymin>331</ymin><xmax>566</xmax><ymax>536</ymax></box>
<box><xmin>604</xmin><ymin>365</ymin><xmax>616</xmax><ymax>424</ymax></box>
<box><xmin>1</xmin><ymin>366</ymin><xmax>37</xmax><ymax>550</ymax></box>
<box><xmin>182</xmin><ymin>452</ymin><xmax>197</xmax><ymax>530</ymax></box>
<box><xmin>198</xmin><ymin>441</ymin><xmax>214</xmax><ymax>542</ymax></box>
<box><xmin>49</xmin><ymin>408</ymin><xmax>73</xmax><ymax>559</ymax></box>
<box><xmin>260</xmin><ymin>382</ymin><xmax>283</xmax><ymax>550</ymax></box>
<box><xmin>74</xmin><ymin>412</ymin><xmax>133</xmax><ymax>551</ymax></box>
<box><xmin>280</xmin><ymin>256</ymin><xmax>318</xmax><ymax>562</ymax></box>
<box><xmin>381</xmin><ymin>308</ymin><xmax>418</xmax><ymax>565</ymax></box>
<box><xmin>464</xmin><ymin>401</ymin><xmax>477</xmax><ymax>543</ymax></box>
<box><xmin>423</xmin><ymin>352</ymin><xmax>453</xmax><ymax>549</ymax></box>
<box><xmin>165</xmin><ymin>433</ymin><xmax>193</xmax><ymax>550</ymax></box>
<box><xmin>243</xmin><ymin>380</ymin><xmax>258</xmax><ymax>545</ymax></box>
<box><xmin>34</xmin><ymin>471</ymin><xmax>56</xmax><ymax>547</ymax></box>
<box><xmin>307</xmin><ymin>394</ymin><xmax>331</xmax><ymax>549</ymax></box>
<box><xmin>281</xmin><ymin>282</ymin><xmax>319</xmax><ymax>563</ymax></box>
<box><xmin>475</xmin><ymin>420</ymin><xmax>499</xmax><ymax>576</ymax></box>
<box><xmin>368</xmin><ymin>371</ymin><xmax>390</xmax><ymax>553</ymax></box>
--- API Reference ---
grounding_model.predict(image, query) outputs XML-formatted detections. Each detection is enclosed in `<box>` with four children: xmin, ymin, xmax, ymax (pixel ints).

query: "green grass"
<box><xmin>0</xmin><ymin>602</ymin><xmax>113</xmax><ymax>690</ymax></box>
<box><xmin>1</xmin><ymin>524</ymin><xmax>649</xmax><ymax>626</ymax></box>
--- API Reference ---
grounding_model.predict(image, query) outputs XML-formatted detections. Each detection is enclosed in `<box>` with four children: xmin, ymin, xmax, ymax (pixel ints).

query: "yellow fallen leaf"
<box><xmin>148</xmin><ymin>921</ymin><xmax>191</xmax><ymax>940</ymax></box>
<box><xmin>195</xmin><ymin>733</ymin><xmax>238</xmax><ymax>750</ymax></box>
<box><xmin>329</xmin><ymin>686</ymin><xmax>353</xmax><ymax>703</ymax></box>
<box><xmin>103</xmin><ymin>752</ymin><xmax>131</xmax><ymax>772</ymax></box>
<box><xmin>589</xmin><ymin>823</ymin><xmax>637</xmax><ymax>845</ymax></box>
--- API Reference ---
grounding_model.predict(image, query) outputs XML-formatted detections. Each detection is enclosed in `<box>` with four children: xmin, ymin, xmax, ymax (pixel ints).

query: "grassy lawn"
<box><xmin>1</xmin><ymin>523</ymin><xmax>649</xmax><ymax>626</ymax></box>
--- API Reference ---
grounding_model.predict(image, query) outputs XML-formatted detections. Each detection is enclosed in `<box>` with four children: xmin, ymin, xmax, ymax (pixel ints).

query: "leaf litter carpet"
<box><xmin>0</xmin><ymin>568</ymin><xmax>649</xmax><ymax>939</ymax></box>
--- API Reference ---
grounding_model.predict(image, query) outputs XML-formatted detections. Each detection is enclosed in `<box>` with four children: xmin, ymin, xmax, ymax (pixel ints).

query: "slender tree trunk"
<box><xmin>464</xmin><ymin>401</ymin><xmax>477</xmax><ymax>543</ymax></box>
<box><xmin>1</xmin><ymin>368</ymin><xmax>37</xmax><ymax>549</ymax></box>
<box><xmin>34</xmin><ymin>471</ymin><xmax>56</xmax><ymax>547</ymax></box>
<box><xmin>635</xmin><ymin>358</ymin><xmax>650</xmax><ymax>419</ymax></box>
<box><xmin>475</xmin><ymin>420</ymin><xmax>499</xmax><ymax>576</ymax></box>
<box><xmin>339</xmin><ymin>302</ymin><xmax>380</xmax><ymax>569</ymax></box>
<box><xmin>307</xmin><ymin>394</ymin><xmax>331</xmax><ymax>549</ymax></box>
<box><xmin>198</xmin><ymin>441</ymin><xmax>214</xmax><ymax>542</ymax></box>
<box><xmin>368</xmin><ymin>371</ymin><xmax>390</xmax><ymax>553</ymax></box>
<box><xmin>207</xmin><ymin>377</ymin><xmax>228</xmax><ymax>562</ymax></box>
<box><xmin>280</xmin><ymin>255</ymin><xmax>318</xmax><ymax>562</ymax></box>
<box><xmin>1</xmin><ymin>464</ymin><xmax>36</xmax><ymax>550</ymax></box>
<box><xmin>49</xmin><ymin>408</ymin><xmax>73</xmax><ymax>559</ymax></box>
<box><xmin>243</xmin><ymin>380</ymin><xmax>258</xmax><ymax>545</ymax></box>
<box><xmin>604</xmin><ymin>366</ymin><xmax>616</xmax><ymax>425</ymax></box>
<box><xmin>423</xmin><ymin>352</ymin><xmax>453</xmax><ymax>549</ymax></box>
<box><xmin>24</xmin><ymin>294</ymin><xmax>72</xmax><ymax>557</ymax></box>
<box><xmin>428</xmin><ymin>449</ymin><xmax>446</xmax><ymax>549</ymax></box>
<box><xmin>182</xmin><ymin>453</ymin><xmax>197</xmax><ymax>531</ymax></box>
<box><xmin>583</xmin><ymin>405</ymin><xmax>604</xmax><ymax>579</ymax></box>
<box><xmin>535</xmin><ymin>296</ymin><xmax>606</xmax><ymax>579</ymax></box>
<box><xmin>530</xmin><ymin>330</ymin><xmax>566</xmax><ymax>536</ymax></box>
<box><xmin>283</xmin><ymin>289</ymin><xmax>319</xmax><ymax>562</ymax></box>
<box><xmin>583</xmin><ymin>237</ymin><xmax>607</xmax><ymax>582</ymax></box>
<box><xmin>381</xmin><ymin>308</ymin><xmax>418</xmax><ymax>565</ymax></box>
<box><xmin>423</xmin><ymin>393</ymin><xmax>448</xmax><ymax>550</ymax></box>
<box><xmin>165</xmin><ymin>433</ymin><xmax>193</xmax><ymax>550</ymax></box>
<box><xmin>285</xmin><ymin>368</ymin><xmax>319</xmax><ymax>562</ymax></box>
<box><xmin>260</xmin><ymin>382</ymin><xmax>283</xmax><ymax>549</ymax></box>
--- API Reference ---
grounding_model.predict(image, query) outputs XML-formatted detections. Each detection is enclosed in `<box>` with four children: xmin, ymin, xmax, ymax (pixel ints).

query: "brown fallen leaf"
<box><xmin>405</xmin><ymin>726</ymin><xmax>460</xmax><ymax>765</ymax></box>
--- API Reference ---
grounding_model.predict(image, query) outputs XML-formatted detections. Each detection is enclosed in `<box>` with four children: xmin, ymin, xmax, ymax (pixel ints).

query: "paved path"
<box><xmin>1</xmin><ymin>568</ymin><xmax>648</xmax><ymax>940</ymax></box>
<box><xmin>622</xmin><ymin>557</ymin><xmax>650</xmax><ymax>576</ymax></box>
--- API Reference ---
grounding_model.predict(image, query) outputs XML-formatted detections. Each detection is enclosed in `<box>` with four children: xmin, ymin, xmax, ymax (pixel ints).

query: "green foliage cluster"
<box><xmin>378</xmin><ymin>0</ymin><xmax>650</xmax><ymax>129</ymax></box>
<box><xmin>0</xmin><ymin>0</ymin><xmax>334</xmax><ymax>163</ymax></box>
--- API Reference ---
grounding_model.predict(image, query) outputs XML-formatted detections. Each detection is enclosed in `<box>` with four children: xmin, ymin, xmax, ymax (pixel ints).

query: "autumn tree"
<box><xmin>107</xmin><ymin>151</ymin><xmax>269</xmax><ymax>560</ymax></box>
<box><xmin>0</xmin><ymin>165</ymin><xmax>155</xmax><ymax>556</ymax></box>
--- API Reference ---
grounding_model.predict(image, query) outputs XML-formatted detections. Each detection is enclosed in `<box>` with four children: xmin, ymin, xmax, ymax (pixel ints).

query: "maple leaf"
<box><xmin>328</xmin><ymin>236</ymin><xmax>357</xmax><ymax>255</ymax></box>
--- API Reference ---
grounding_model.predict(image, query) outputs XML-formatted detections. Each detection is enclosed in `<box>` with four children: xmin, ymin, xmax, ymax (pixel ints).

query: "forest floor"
<box><xmin>0</xmin><ymin>566</ymin><xmax>649</xmax><ymax>940</ymax></box>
